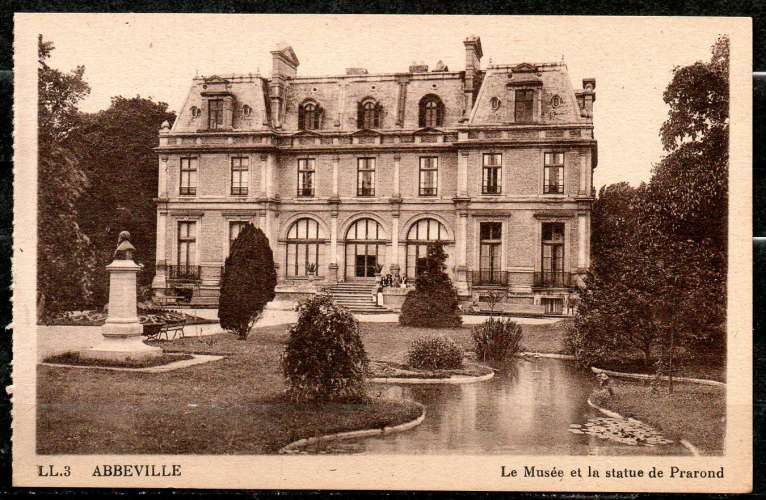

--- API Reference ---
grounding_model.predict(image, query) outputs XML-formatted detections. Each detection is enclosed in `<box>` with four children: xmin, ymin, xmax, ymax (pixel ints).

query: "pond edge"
<box><xmin>586</xmin><ymin>397</ymin><xmax>700</xmax><ymax>457</ymax></box>
<box><xmin>278</xmin><ymin>401</ymin><xmax>427</xmax><ymax>453</ymax></box>
<box><xmin>368</xmin><ymin>369</ymin><xmax>495</xmax><ymax>385</ymax></box>
<box><xmin>39</xmin><ymin>354</ymin><xmax>224</xmax><ymax>373</ymax></box>
<box><xmin>590</xmin><ymin>366</ymin><xmax>725</xmax><ymax>387</ymax></box>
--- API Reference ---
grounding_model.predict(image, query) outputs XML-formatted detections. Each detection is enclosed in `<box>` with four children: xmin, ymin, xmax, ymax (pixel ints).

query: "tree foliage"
<box><xmin>282</xmin><ymin>294</ymin><xmax>368</xmax><ymax>403</ymax></box>
<box><xmin>568</xmin><ymin>36</ymin><xmax>728</xmax><ymax>372</ymax></box>
<box><xmin>399</xmin><ymin>243</ymin><xmax>462</xmax><ymax>327</ymax></box>
<box><xmin>218</xmin><ymin>224</ymin><xmax>276</xmax><ymax>339</ymax></box>
<box><xmin>37</xmin><ymin>36</ymin><xmax>98</xmax><ymax>319</ymax></box>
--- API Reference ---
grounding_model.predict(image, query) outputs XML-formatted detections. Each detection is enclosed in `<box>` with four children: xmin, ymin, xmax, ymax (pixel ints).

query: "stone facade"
<box><xmin>152</xmin><ymin>36</ymin><xmax>597</xmax><ymax>314</ymax></box>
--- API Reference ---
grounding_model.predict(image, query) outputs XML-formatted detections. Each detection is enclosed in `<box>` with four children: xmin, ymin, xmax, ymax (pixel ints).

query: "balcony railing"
<box><xmin>533</xmin><ymin>271</ymin><xmax>574</xmax><ymax>288</ymax></box>
<box><xmin>297</xmin><ymin>187</ymin><xmax>315</xmax><ymax>197</ymax></box>
<box><xmin>467</xmin><ymin>270</ymin><xmax>509</xmax><ymax>286</ymax></box>
<box><xmin>167</xmin><ymin>264</ymin><xmax>201</xmax><ymax>281</ymax></box>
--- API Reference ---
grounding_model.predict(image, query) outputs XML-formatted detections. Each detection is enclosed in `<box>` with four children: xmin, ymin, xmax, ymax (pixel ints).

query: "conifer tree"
<box><xmin>399</xmin><ymin>243</ymin><xmax>462</xmax><ymax>327</ymax></box>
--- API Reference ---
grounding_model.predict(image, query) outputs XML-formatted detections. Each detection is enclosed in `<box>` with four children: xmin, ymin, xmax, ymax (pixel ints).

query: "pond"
<box><xmin>312</xmin><ymin>357</ymin><xmax>689</xmax><ymax>455</ymax></box>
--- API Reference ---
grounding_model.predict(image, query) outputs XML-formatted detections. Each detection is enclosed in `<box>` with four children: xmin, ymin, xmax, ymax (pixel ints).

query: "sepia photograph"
<box><xmin>11</xmin><ymin>14</ymin><xmax>752</xmax><ymax>491</ymax></box>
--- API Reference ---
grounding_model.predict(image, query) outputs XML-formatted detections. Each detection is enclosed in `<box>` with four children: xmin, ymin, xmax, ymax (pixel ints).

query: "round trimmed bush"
<box><xmin>406</xmin><ymin>336</ymin><xmax>463</xmax><ymax>370</ymax></box>
<box><xmin>282</xmin><ymin>294</ymin><xmax>369</xmax><ymax>403</ymax></box>
<box><xmin>472</xmin><ymin>317</ymin><xmax>524</xmax><ymax>362</ymax></box>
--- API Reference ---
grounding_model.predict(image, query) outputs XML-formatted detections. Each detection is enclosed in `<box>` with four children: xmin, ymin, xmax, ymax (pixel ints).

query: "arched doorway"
<box><xmin>344</xmin><ymin>218</ymin><xmax>386</xmax><ymax>279</ymax></box>
<box><xmin>406</xmin><ymin>218</ymin><xmax>452</xmax><ymax>279</ymax></box>
<box><xmin>285</xmin><ymin>218</ymin><xmax>326</xmax><ymax>278</ymax></box>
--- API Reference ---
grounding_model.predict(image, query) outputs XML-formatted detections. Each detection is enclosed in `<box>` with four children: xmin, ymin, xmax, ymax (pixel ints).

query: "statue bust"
<box><xmin>114</xmin><ymin>231</ymin><xmax>136</xmax><ymax>261</ymax></box>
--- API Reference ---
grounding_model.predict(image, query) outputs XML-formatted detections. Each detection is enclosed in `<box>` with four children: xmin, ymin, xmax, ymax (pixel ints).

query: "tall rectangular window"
<box><xmin>541</xmin><ymin>222</ymin><xmax>565</xmax><ymax>285</ymax></box>
<box><xmin>514</xmin><ymin>89</ymin><xmax>534</xmax><ymax>122</ymax></box>
<box><xmin>544</xmin><ymin>152</ymin><xmax>565</xmax><ymax>194</ymax></box>
<box><xmin>419</xmin><ymin>157</ymin><xmax>438</xmax><ymax>196</ymax></box>
<box><xmin>228</xmin><ymin>221</ymin><xmax>248</xmax><ymax>256</ymax></box>
<box><xmin>208</xmin><ymin>99</ymin><xmax>224</xmax><ymax>129</ymax></box>
<box><xmin>177</xmin><ymin>221</ymin><xmax>196</xmax><ymax>267</ymax></box>
<box><xmin>230</xmin><ymin>157</ymin><xmax>249</xmax><ymax>196</ymax></box>
<box><xmin>297</xmin><ymin>158</ymin><xmax>315</xmax><ymax>197</ymax></box>
<box><xmin>357</xmin><ymin>157</ymin><xmax>375</xmax><ymax>197</ymax></box>
<box><xmin>179</xmin><ymin>157</ymin><xmax>197</xmax><ymax>195</ymax></box>
<box><xmin>482</xmin><ymin>153</ymin><xmax>502</xmax><ymax>194</ymax></box>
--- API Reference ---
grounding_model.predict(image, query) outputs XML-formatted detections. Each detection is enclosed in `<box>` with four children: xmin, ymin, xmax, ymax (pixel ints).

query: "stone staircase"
<box><xmin>322</xmin><ymin>281</ymin><xmax>389</xmax><ymax>314</ymax></box>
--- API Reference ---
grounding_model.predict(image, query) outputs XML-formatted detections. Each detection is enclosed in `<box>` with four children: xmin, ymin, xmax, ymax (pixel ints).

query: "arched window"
<box><xmin>418</xmin><ymin>94</ymin><xmax>444</xmax><ymax>128</ymax></box>
<box><xmin>285</xmin><ymin>218</ymin><xmax>326</xmax><ymax>277</ymax></box>
<box><xmin>357</xmin><ymin>99</ymin><xmax>382</xmax><ymax>129</ymax></box>
<box><xmin>345</xmin><ymin>218</ymin><xmax>386</xmax><ymax>279</ymax></box>
<box><xmin>298</xmin><ymin>101</ymin><xmax>322</xmax><ymax>130</ymax></box>
<box><xmin>406</xmin><ymin>218</ymin><xmax>451</xmax><ymax>278</ymax></box>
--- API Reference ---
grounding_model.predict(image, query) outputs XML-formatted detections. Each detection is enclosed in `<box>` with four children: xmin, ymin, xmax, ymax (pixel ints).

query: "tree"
<box><xmin>37</xmin><ymin>36</ymin><xmax>98</xmax><ymax>320</ymax></box>
<box><xmin>218</xmin><ymin>224</ymin><xmax>276</xmax><ymax>339</ymax></box>
<box><xmin>76</xmin><ymin>97</ymin><xmax>176</xmax><ymax>304</ymax></box>
<box><xmin>399</xmin><ymin>243</ymin><xmax>462</xmax><ymax>327</ymax></box>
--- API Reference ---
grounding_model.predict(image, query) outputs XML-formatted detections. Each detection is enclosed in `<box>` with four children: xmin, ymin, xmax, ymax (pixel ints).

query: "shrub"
<box><xmin>218</xmin><ymin>223</ymin><xmax>277</xmax><ymax>339</ymax></box>
<box><xmin>282</xmin><ymin>294</ymin><xmax>369</xmax><ymax>403</ymax></box>
<box><xmin>406</xmin><ymin>336</ymin><xmax>463</xmax><ymax>370</ymax></box>
<box><xmin>399</xmin><ymin>243</ymin><xmax>462</xmax><ymax>327</ymax></box>
<box><xmin>472</xmin><ymin>317</ymin><xmax>524</xmax><ymax>362</ymax></box>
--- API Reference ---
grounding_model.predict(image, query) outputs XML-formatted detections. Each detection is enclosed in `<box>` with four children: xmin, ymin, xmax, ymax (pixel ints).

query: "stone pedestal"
<box><xmin>82</xmin><ymin>255</ymin><xmax>162</xmax><ymax>362</ymax></box>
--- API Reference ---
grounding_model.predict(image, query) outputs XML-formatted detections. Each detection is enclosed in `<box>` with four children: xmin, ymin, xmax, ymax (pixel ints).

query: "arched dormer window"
<box><xmin>298</xmin><ymin>100</ymin><xmax>322</xmax><ymax>130</ymax></box>
<box><xmin>357</xmin><ymin>98</ymin><xmax>382</xmax><ymax>129</ymax></box>
<box><xmin>418</xmin><ymin>94</ymin><xmax>444</xmax><ymax>128</ymax></box>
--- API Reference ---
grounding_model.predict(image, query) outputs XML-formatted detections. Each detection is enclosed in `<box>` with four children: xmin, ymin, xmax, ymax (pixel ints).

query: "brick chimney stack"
<box><xmin>269</xmin><ymin>43</ymin><xmax>300</xmax><ymax>127</ymax></box>
<box><xmin>463</xmin><ymin>35</ymin><xmax>483</xmax><ymax>117</ymax></box>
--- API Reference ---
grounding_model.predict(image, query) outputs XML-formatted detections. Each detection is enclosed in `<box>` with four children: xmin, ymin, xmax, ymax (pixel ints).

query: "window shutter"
<box><xmin>357</xmin><ymin>102</ymin><xmax>364</xmax><ymax>129</ymax></box>
<box><xmin>374</xmin><ymin>103</ymin><xmax>382</xmax><ymax>128</ymax></box>
<box><xmin>418</xmin><ymin>99</ymin><xmax>426</xmax><ymax>128</ymax></box>
<box><xmin>298</xmin><ymin>104</ymin><xmax>305</xmax><ymax>130</ymax></box>
<box><xmin>436</xmin><ymin>100</ymin><xmax>445</xmax><ymax>127</ymax></box>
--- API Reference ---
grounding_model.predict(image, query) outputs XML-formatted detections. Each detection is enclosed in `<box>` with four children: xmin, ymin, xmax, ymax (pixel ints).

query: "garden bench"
<box><xmin>143</xmin><ymin>320</ymin><xmax>185</xmax><ymax>341</ymax></box>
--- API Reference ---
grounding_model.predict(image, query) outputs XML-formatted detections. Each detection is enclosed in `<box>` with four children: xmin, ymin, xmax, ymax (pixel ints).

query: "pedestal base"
<box><xmin>80</xmin><ymin>330</ymin><xmax>162</xmax><ymax>363</ymax></box>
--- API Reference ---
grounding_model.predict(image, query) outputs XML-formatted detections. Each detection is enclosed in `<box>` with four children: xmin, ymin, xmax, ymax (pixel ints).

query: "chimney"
<box><xmin>409</xmin><ymin>62</ymin><xmax>429</xmax><ymax>73</ymax></box>
<box><xmin>463</xmin><ymin>35</ymin><xmax>483</xmax><ymax>116</ymax></box>
<box><xmin>582</xmin><ymin>78</ymin><xmax>596</xmax><ymax>119</ymax></box>
<box><xmin>269</xmin><ymin>43</ymin><xmax>300</xmax><ymax>128</ymax></box>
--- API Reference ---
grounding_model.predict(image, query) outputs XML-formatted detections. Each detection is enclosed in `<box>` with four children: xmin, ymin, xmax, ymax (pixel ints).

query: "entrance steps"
<box><xmin>322</xmin><ymin>281</ymin><xmax>389</xmax><ymax>314</ymax></box>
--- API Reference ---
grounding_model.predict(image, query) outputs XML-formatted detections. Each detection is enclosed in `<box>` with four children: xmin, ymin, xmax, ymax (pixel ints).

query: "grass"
<box><xmin>43</xmin><ymin>351</ymin><xmax>193</xmax><ymax>369</ymax></box>
<box><xmin>595</xmin><ymin>356</ymin><xmax>725</xmax><ymax>383</ymax></box>
<box><xmin>591</xmin><ymin>381</ymin><xmax>726</xmax><ymax>455</ymax></box>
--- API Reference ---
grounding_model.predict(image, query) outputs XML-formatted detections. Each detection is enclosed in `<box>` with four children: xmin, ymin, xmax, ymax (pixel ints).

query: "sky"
<box><xmin>35</xmin><ymin>14</ymin><xmax>726</xmax><ymax>188</ymax></box>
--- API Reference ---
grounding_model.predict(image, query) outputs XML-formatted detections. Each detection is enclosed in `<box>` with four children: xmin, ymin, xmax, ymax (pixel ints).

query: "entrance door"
<box><xmin>479</xmin><ymin>222</ymin><xmax>502</xmax><ymax>284</ymax></box>
<box><xmin>344</xmin><ymin>218</ymin><xmax>386</xmax><ymax>280</ymax></box>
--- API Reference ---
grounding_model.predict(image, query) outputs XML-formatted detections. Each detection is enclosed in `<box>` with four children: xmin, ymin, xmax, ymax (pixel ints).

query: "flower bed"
<box><xmin>369</xmin><ymin>360</ymin><xmax>492</xmax><ymax>380</ymax></box>
<box><xmin>43</xmin><ymin>351</ymin><xmax>193</xmax><ymax>369</ymax></box>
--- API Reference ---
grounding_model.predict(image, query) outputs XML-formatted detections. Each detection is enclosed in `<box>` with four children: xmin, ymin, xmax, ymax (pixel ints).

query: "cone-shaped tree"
<box><xmin>218</xmin><ymin>223</ymin><xmax>276</xmax><ymax>339</ymax></box>
<box><xmin>399</xmin><ymin>243</ymin><xmax>462</xmax><ymax>327</ymax></box>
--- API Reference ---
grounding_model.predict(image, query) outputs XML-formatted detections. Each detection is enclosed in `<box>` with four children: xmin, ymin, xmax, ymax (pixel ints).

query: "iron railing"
<box><xmin>467</xmin><ymin>269</ymin><xmax>509</xmax><ymax>286</ymax></box>
<box><xmin>533</xmin><ymin>271</ymin><xmax>574</xmax><ymax>288</ymax></box>
<box><xmin>297</xmin><ymin>187</ymin><xmax>315</xmax><ymax>197</ymax></box>
<box><xmin>167</xmin><ymin>264</ymin><xmax>201</xmax><ymax>281</ymax></box>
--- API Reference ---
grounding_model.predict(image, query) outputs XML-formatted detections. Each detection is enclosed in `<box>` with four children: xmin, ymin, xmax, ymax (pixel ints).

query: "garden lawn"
<box><xmin>37</xmin><ymin>320</ymin><xmax>567</xmax><ymax>454</ymax></box>
<box><xmin>591</xmin><ymin>382</ymin><xmax>726</xmax><ymax>455</ymax></box>
<box><xmin>37</xmin><ymin>324</ymin><xmax>420</xmax><ymax>455</ymax></box>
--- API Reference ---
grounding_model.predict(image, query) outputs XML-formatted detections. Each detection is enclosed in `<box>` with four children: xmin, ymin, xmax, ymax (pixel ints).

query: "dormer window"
<box><xmin>242</xmin><ymin>104</ymin><xmax>252</xmax><ymax>117</ymax></box>
<box><xmin>419</xmin><ymin>94</ymin><xmax>444</xmax><ymax>128</ymax></box>
<box><xmin>208</xmin><ymin>99</ymin><xmax>224</xmax><ymax>129</ymax></box>
<box><xmin>358</xmin><ymin>99</ymin><xmax>382</xmax><ymax>129</ymax></box>
<box><xmin>190</xmin><ymin>106</ymin><xmax>201</xmax><ymax>119</ymax></box>
<box><xmin>299</xmin><ymin>101</ymin><xmax>322</xmax><ymax>130</ymax></box>
<box><xmin>490</xmin><ymin>97</ymin><xmax>502</xmax><ymax>111</ymax></box>
<box><xmin>514</xmin><ymin>90</ymin><xmax>534</xmax><ymax>123</ymax></box>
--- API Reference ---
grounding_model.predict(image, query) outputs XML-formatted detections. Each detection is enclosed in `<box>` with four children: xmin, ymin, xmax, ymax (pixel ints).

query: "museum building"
<box><xmin>152</xmin><ymin>35</ymin><xmax>597</xmax><ymax>314</ymax></box>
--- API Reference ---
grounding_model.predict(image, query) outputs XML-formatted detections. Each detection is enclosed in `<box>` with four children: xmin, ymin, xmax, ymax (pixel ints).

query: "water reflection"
<box><xmin>324</xmin><ymin>358</ymin><xmax>689</xmax><ymax>455</ymax></box>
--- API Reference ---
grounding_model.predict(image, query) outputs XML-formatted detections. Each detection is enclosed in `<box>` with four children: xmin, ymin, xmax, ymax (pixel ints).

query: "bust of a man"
<box><xmin>114</xmin><ymin>231</ymin><xmax>136</xmax><ymax>261</ymax></box>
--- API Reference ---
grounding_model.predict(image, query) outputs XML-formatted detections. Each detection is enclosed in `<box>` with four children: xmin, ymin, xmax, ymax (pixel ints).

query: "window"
<box><xmin>208</xmin><ymin>99</ymin><xmax>224</xmax><ymax>129</ymax></box>
<box><xmin>357</xmin><ymin>158</ymin><xmax>375</xmax><ymax>196</ymax></box>
<box><xmin>297</xmin><ymin>158</ymin><xmax>315</xmax><ymax>197</ymax></box>
<box><xmin>190</xmin><ymin>106</ymin><xmax>201</xmax><ymax>118</ymax></box>
<box><xmin>177</xmin><ymin>221</ymin><xmax>197</xmax><ymax>274</ymax></box>
<box><xmin>551</xmin><ymin>94</ymin><xmax>562</xmax><ymax>108</ymax></box>
<box><xmin>345</xmin><ymin>218</ymin><xmax>386</xmax><ymax>279</ymax></box>
<box><xmin>286</xmin><ymin>218</ymin><xmax>325</xmax><ymax>278</ymax></box>
<box><xmin>482</xmin><ymin>154</ymin><xmax>502</xmax><ymax>194</ymax></box>
<box><xmin>406</xmin><ymin>218</ymin><xmax>450</xmax><ymax>277</ymax></box>
<box><xmin>242</xmin><ymin>104</ymin><xmax>252</xmax><ymax>116</ymax></box>
<box><xmin>359</xmin><ymin>100</ymin><xmax>381</xmax><ymax>129</ymax></box>
<box><xmin>228</xmin><ymin>221</ymin><xmax>248</xmax><ymax>256</ymax></box>
<box><xmin>544</xmin><ymin>152</ymin><xmax>565</xmax><ymax>194</ymax></box>
<box><xmin>514</xmin><ymin>89</ymin><xmax>534</xmax><ymax>122</ymax></box>
<box><xmin>179</xmin><ymin>157</ymin><xmax>197</xmax><ymax>195</ymax></box>
<box><xmin>478</xmin><ymin>222</ymin><xmax>503</xmax><ymax>285</ymax></box>
<box><xmin>541</xmin><ymin>222</ymin><xmax>565</xmax><ymax>286</ymax></box>
<box><xmin>418</xmin><ymin>94</ymin><xmax>444</xmax><ymax>128</ymax></box>
<box><xmin>490</xmin><ymin>97</ymin><xmax>501</xmax><ymax>110</ymax></box>
<box><xmin>299</xmin><ymin>102</ymin><xmax>321</xmax><ymax>130</ymax></box>
<box><xmin>419</xmin><ymin>157</ymin><xmax>438</xmax><ymax>196</ymax></box>
<box><xmin>230</xmin><ymin>157</ymin><xmax>249</xmax><ymax>196</ymax></box>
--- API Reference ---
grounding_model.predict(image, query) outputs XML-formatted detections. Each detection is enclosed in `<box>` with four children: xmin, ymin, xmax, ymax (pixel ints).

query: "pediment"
<box><xmin>513</xmin><ymin>63</ymin><xmax>538</xmax><ymax>73</ymax></box>
<box><xmin>413</xmin><ymin>127</ymin><xmax>443</xmax><ymax>135</ymax></box>
<box><xmin>351</xmin><ymin>128</ymin><xmax>382</xmax><ymax>136</ymax></box>
<box><xmin>291</xmin><ymin>129</ymin><xmax>322</xmax><ymax>137</ymax></box>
